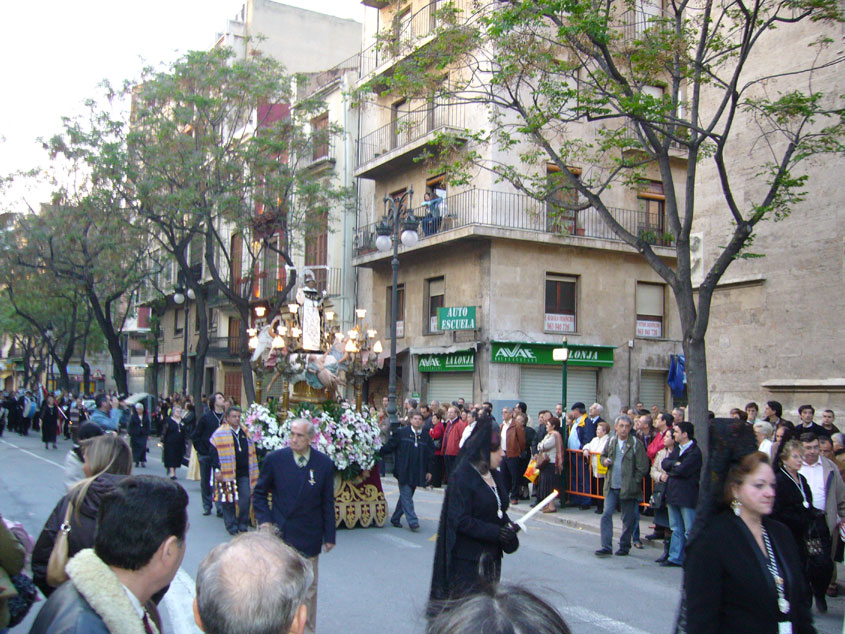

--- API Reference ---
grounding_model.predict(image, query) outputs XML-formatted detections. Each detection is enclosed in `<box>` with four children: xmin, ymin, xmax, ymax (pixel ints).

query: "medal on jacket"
<box><xmin>309</xmin><ymin>469</ymin><xmax>316</xmax><ymax>486</ymax></box>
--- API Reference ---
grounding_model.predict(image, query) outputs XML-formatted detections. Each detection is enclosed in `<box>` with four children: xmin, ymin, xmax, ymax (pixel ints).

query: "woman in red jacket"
<box><xmin>429</xmin><ymin>411</ymin><xmax>447</xmax><ymax>487</ymax></box>
<box><xmin>442</xmin><ymin>406</ymin><xmax>466</xmax><ymax>480</ymax></box>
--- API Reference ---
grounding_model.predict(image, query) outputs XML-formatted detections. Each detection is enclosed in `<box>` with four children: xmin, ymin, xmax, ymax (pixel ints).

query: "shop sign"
<box><xmin>491</xmin><ymin>341</ymin><xmax>615</xmax><ymax>367</ymax></box>
<box><xmin>636</xmin><ymin>320</ymin><xmax>662</xmax><ymax>338</ymax></box>
<box><xmin>437</xmin><ymin>306</ymin><xmax>477</xmax><ymax>331</ymax></box>
<box><xmin>417</xmin><ymin>350</ymin><xmax>475</xmax><ymax>373</ymax></box>
<box><xmin>544</xmin><ymin>313</ymin><xmax>576</xmax><ymax>333</ymax></box>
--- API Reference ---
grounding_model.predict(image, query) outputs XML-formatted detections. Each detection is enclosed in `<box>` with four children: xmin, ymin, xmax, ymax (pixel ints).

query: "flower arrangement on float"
<box><xmin>242</xmin><ymin>401</ymin><xmax>383</xmax><ymax>481</ymax></box>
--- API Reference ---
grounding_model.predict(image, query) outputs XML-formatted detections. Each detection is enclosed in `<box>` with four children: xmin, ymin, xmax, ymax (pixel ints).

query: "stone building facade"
<box><xmin>691</xmin><ymin>13</ymin><xmax>845</xmax><ymax>417</ymax></box>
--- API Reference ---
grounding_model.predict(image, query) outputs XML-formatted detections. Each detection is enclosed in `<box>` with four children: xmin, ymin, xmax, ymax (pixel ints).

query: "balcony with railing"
<box><xmin>353</xmin><ymin>188</ymin><xmax>674</xmax><ymax>261</ymax></box>
<box><xmin>207</xmin><ymin>335</ymin><xmax>241</xmax><ymax>360</ymax></box>
<box><xmin>358</xmin><ymin>0</ymin><xmax>477</xmax><ymax>82</ymax></box>
<box><xmin>355</xmin><ymin>100</ymin><xmax>466</xmax><ymax>178</ymax></box>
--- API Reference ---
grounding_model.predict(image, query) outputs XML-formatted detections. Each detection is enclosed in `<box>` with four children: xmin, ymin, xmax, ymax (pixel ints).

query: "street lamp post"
<box><xmin>173</xmin><ymin>285</ymin><xmax>196</xmax><ymax>396</ymax></box>
<box><xmin>553</xmin><ymin>336</ymin><xmax>570</xmax><ymax>412</ymax></box>
<box><xmin>375</xmin><ymin>189</ymin><xmax>419</xmax><ymax>429</ymax></box>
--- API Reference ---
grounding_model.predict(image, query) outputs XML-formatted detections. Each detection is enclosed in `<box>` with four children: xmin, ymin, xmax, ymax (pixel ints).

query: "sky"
<box><xmin>0</xmin><ymin>0</ymin><xmax>365</xmax><ymax>207</ymax></box>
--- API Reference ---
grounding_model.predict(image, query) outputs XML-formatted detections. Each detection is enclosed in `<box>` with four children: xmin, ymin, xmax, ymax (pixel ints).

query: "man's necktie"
<box><xmin>143</xmin><ymin>613</ymin><xmax>154</xmax><ymax>634</ymax></box>
<box><xmin>298</xmin><ymin>456</ymin><xmax>306</xmax><ymax>467</ymax></box>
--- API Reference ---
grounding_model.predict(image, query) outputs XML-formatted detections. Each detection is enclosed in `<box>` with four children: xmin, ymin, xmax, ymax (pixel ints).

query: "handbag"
<box><xmin>46</xmin><ymin>499</ymin><xmax>74</xmax><ymax>588</ymax></box>
<box><xmin>649</xmin><ymin>482</ymin><xmax>666</xmax><ymax>509</ymax></box>
<box><xmin>6</xmin><ymin>573</ymin><xmax>39</xmax><ymax>627</ymax></box>
<box><xmin>534</xmin><ymin>452</ymin><xmax>550</xmax><ymax>468</ymax></box>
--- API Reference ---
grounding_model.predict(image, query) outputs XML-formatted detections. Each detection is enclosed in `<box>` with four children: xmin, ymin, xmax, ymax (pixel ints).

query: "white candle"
<box><xmin>514</xmin><ymin>489</ymin><xmax>559</xmax><ymax>533</ymax></box>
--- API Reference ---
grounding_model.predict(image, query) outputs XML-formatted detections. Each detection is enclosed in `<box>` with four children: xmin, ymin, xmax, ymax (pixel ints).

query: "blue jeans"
<box><xmin>392</xmin><ymin>483</ymin><xmax>419</xmax><ymax>527</ymax></box>
<box><xmin>600</xmin><ymin>488</ymin><xmax>637</xmax><ymax>552</ymax></box>
<box><xmin>667</xmin><ymin>504</ymin><xmax>696</xmax><ymax>564</ymax></box>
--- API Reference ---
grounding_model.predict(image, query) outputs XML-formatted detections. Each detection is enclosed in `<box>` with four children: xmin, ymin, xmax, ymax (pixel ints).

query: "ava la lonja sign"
<box><xmin>417</xmin><ymin>350</ymin><xmax>476</xmax><ymax>373</ymax></box>
<box><xmin>491</xmin><ymin>341</ymin><xmax>615</xmax><ymax>367</ymax></box>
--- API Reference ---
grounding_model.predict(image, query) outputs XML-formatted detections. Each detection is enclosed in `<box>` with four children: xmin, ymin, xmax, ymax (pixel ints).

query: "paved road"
<box><xmin>2</xmin><ymin>432</ymin><xmax>844</xmax><ymax>633</ymax></box>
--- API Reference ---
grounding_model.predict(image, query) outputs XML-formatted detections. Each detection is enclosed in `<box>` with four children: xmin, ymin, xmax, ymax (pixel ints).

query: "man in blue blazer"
<box><xmin>254</xmin><ymin>417</ymin><xmax>335</xmax><ymax>634</ymax></box>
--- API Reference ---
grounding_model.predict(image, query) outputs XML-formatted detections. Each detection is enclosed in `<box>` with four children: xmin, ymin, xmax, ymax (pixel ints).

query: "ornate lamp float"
<box><xmin>245</xmin><ymin>271</ymin><xmax>387</xmax><ymax>528</ymax></box>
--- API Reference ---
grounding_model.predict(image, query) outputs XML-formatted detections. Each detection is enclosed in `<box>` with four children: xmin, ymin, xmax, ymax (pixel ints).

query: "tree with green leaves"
<box><xmin>51</xmin><ymin>46</ymin><xmax>350</xmax><ymax>405</ymax></box>
<box><xmin>0</xmin><ymin>182</ymin><xmax>152</xmax><ymax>395</ymax></box>
<box><xmin>358</xmin><ymin>0</ymin><xmax>845</xmax><ymax>471</ymax></box>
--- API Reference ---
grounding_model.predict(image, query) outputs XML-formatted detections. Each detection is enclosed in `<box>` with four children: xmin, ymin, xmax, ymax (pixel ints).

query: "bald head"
<box><xmin>195</xmin><ymin>532</ymin><xmax>313</xmax><ymax>634</ymax></box>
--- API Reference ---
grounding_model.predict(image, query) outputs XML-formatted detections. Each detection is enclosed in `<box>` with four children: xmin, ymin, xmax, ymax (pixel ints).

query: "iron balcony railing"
<box><xmin>207</xmin><ymin>335</ymin><xmax>241</xmax><ymax>359</ymax></box>
<box><xmin>356</xmin><ymin>101</ymin><xmax>466</xmax><ymax>170</ymax></box>
<box><xmin>358</xmin><ymin>0</ymin><xmax>477</xmax><ymax>79</ymax></box>
<box><xmin>353</xmin><ymin>188</ymin><xmax>673</xmax><ymax>257</ymax></box>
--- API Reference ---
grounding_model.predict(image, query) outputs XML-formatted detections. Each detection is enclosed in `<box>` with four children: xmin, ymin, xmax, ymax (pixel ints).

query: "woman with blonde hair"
<box><xmin>30</xmin><ymin>434</ymin><xmax>132</xmax><ymax>597</ymax></box>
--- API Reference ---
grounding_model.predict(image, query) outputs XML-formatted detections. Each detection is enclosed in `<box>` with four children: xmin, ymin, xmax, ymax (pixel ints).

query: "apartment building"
<box><xmin>134</xmin><ymin>2</ymin><xmax>362</xmax><ymax>402</ymax></box>
<box><xmin>353</xmin><ymin>0</ymin><xmax>685</xmax><ymax>414</ymax></box>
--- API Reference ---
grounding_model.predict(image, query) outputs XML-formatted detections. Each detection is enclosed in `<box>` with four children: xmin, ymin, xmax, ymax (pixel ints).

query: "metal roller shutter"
<box><xmin>426</xmin><ymin>372</ymin><xmax>475</xmax><ymax>405</ymax></box>
<box><xmin>518</xmin><ymin>366</ymin><xmax>597</xmax><ymax>416</ymax></box>
<box><xmin>639</xmin><ymin>370</ymin><xmax>667</xmax><ymax>410</ymax></box>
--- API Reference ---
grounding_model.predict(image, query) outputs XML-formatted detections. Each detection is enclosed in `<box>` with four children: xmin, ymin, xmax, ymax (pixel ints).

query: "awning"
<box><xmin>409</xmin><ymin>342</ymin><xmax>479</xmax><ymax>355</ymax></box>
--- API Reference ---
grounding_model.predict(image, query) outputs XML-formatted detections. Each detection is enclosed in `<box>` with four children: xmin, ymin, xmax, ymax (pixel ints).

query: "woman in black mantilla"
<box><xmin>429</xmin><ymin>418</ymin><xmax>520</xmax><ymax>610</ymax></box>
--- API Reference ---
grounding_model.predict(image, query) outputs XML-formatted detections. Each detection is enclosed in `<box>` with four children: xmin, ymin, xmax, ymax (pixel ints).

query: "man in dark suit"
<box><xmin>661</xmin><ymin>421</ymin><xmax>703</xmax><ymax>567</ymax></box>
<box><xmin>254</xmin><ymin>418</ymin><xmax>336</xmax><ymax>634</ymax></box>
<box><xmin>380</xmin><ymin>411</ymin><xmax>433</xmax><ymax>531</ymax></box>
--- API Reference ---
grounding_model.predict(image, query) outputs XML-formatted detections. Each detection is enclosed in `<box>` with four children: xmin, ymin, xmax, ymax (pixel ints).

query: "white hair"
<box><xmin>289</xmin><ymin>417</ymin><xmax>316</xmax><ymax>437</ymax></box>
<box><xmin>591</xmin><ymin>403</ymin><xmax>603</xmax><ymax>414</ymax></box>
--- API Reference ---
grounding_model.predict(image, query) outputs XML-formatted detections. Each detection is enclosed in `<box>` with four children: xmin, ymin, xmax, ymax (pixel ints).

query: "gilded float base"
<box><xmin>334</xmin><ymin>474</ymin><xmax>387</xmax><ymax>529</ymax></box>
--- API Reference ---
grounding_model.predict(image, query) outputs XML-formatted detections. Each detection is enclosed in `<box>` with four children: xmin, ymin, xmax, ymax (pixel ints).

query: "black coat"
<box><xmin>161</xmin><ymin>417</ymin><xmax>185</xmax><ymax>468</ymax></box>
<box><xmin>662</xmin><ymin>441</ymin><xmax>703</xmax><ymax>508</ymax></box>
<box><xmin>381</xmin><ymin>425</ymin><xmax>434</xmax><ymax>487</ymax></box>
<box><xmin>128</xmin><ymin>412</ymin><xmax>150</xmax><ymax>463</ymax></box>
<box><xmin>253</xmin><ymin>447</ymin><xmax>336</xmax><ymax>558</ymax></box>
<box><xmin>192</xmin><ymin>410</ymin><xmax>223</xmax><ymax>456</ymax></box>
<box><xmin>31</xmin><ymin>473</ymin><xmax>127</xmax><ymax>597</ymax></box>
<box><xmin>772</xmin><ymin>468</ymin><xmax>815</xmax><ymax>558</ymax></box>
<box><xmin>40</xmin><ymin>404</ymin><xmax>59</xmax><ymax>444</ymax></box>
<box><xmin>685</xmin><ymin>512</ymin><xmax>814</xmax><ymax>634</ymax></box>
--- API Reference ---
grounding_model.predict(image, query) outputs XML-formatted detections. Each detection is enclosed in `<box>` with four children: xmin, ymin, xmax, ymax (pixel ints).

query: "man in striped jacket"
<box><xmin>209</xmin><ymin>406</ymin><xmax>258</xmax><ymax>536</ymax></box>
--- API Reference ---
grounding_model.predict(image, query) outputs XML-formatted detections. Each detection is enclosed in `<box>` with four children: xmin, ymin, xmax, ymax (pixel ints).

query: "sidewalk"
<box><xmin>382</xmin><ymin>476</ymin><xmax>662</xmax><ymax>549</ymax></box>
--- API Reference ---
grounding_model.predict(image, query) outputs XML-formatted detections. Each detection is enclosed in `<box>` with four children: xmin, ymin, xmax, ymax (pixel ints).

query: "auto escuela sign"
<box><xmin>491</xmin><ymin>341</ymin><xmax>615</xmax><ymax>367</ymax></box>
<box><xmin>417</xmin><ymin>350</ymin><xmax>475</xmax><ymax>372</ymax></box>
<box><xmin>437</xmin><ymin>306</ymin><xmax>477</xmax><ymax>331</ymax></box>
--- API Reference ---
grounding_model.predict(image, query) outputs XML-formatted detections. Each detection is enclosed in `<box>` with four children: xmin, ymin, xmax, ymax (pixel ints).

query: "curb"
<box><xmin>382</xmin><ymin>476</ymin><xmax>663</xmax><ymax>549</ymax></box>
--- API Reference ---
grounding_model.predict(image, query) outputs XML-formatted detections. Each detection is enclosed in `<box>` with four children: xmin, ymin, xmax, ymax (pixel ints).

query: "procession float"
<box><xmin>243</xmin><ymin>271</ymin><xmax>388</xmax><ymax>528</ymax></box>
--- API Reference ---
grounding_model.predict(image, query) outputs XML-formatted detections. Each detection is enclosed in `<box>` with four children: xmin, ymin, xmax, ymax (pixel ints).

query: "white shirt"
<box><xmin>678</xmin><ymin>440</ymin><xmax>694</xmax><ymax>456</ymax></box>
<box><xmin>121</xmin><ymin>584</ymin><xmax>145</xmax><ymax>620</ymax></box>
<box><xmin>459</xmin><ymin>421</ymin><xmax>476</xmax><ymax>448</ymax></box>
<box><xmin>799</xmin><ymin>459</ymin><xmax>826</xmax><ymax>511</ymax></box>
<box><xmin>501</xmin><ymin>420</ymin><xmax>511</xmax><ymax>452</ymax></box>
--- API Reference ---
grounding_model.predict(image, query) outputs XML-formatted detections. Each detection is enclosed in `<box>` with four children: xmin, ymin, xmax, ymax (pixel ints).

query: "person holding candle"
<box><xmin>429</xmin><ymin>421</ymin><xmax>519</xmax><ymax>609</ymax></box>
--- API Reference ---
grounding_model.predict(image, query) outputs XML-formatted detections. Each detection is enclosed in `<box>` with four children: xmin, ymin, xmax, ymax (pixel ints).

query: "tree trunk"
<box><xmin>57</xmin><ymin>365</ymin><xmax>71</xmax><ymax>392</ymax></box>
<box><xmin>683</xmin><ymin>334</ymin><xmax>710</xmax><ymax>491</ymax></box>
<box><xmin>238</xmin><ymin>305</ymin><xmax>256</xmax><ymax>404</ymax></box>
<box><xmin>191</xmin><ymin>291</ymin><xmax>209</xmax><ymax>410</ymax></box>
<box><xmin>86</xmin><ymin>292</ymin><xmax>129</xmax><ymax>395</ymax></box>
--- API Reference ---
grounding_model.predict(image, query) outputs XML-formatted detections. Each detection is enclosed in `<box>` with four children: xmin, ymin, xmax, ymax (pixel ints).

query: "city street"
<box><xmin>2</xmin><ymin>432</ymin><xmax>844</xmax><ymax>634</ymax></box>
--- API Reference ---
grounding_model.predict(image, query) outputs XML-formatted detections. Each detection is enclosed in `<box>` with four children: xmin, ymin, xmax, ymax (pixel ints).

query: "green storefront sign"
<box><xmin>491</xmin><ymin>341</ymin><xmax>615</xmax><ymax>367</ymax></box>
<box><xmin>417</xmin><ymin>350</ymin><xmax>476</xmax><ymax>372</ymax></box>
<box><xmin>437</xmin><ymin>306</ymin><xmax>477</xmax><ymax>331</ymax></box>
